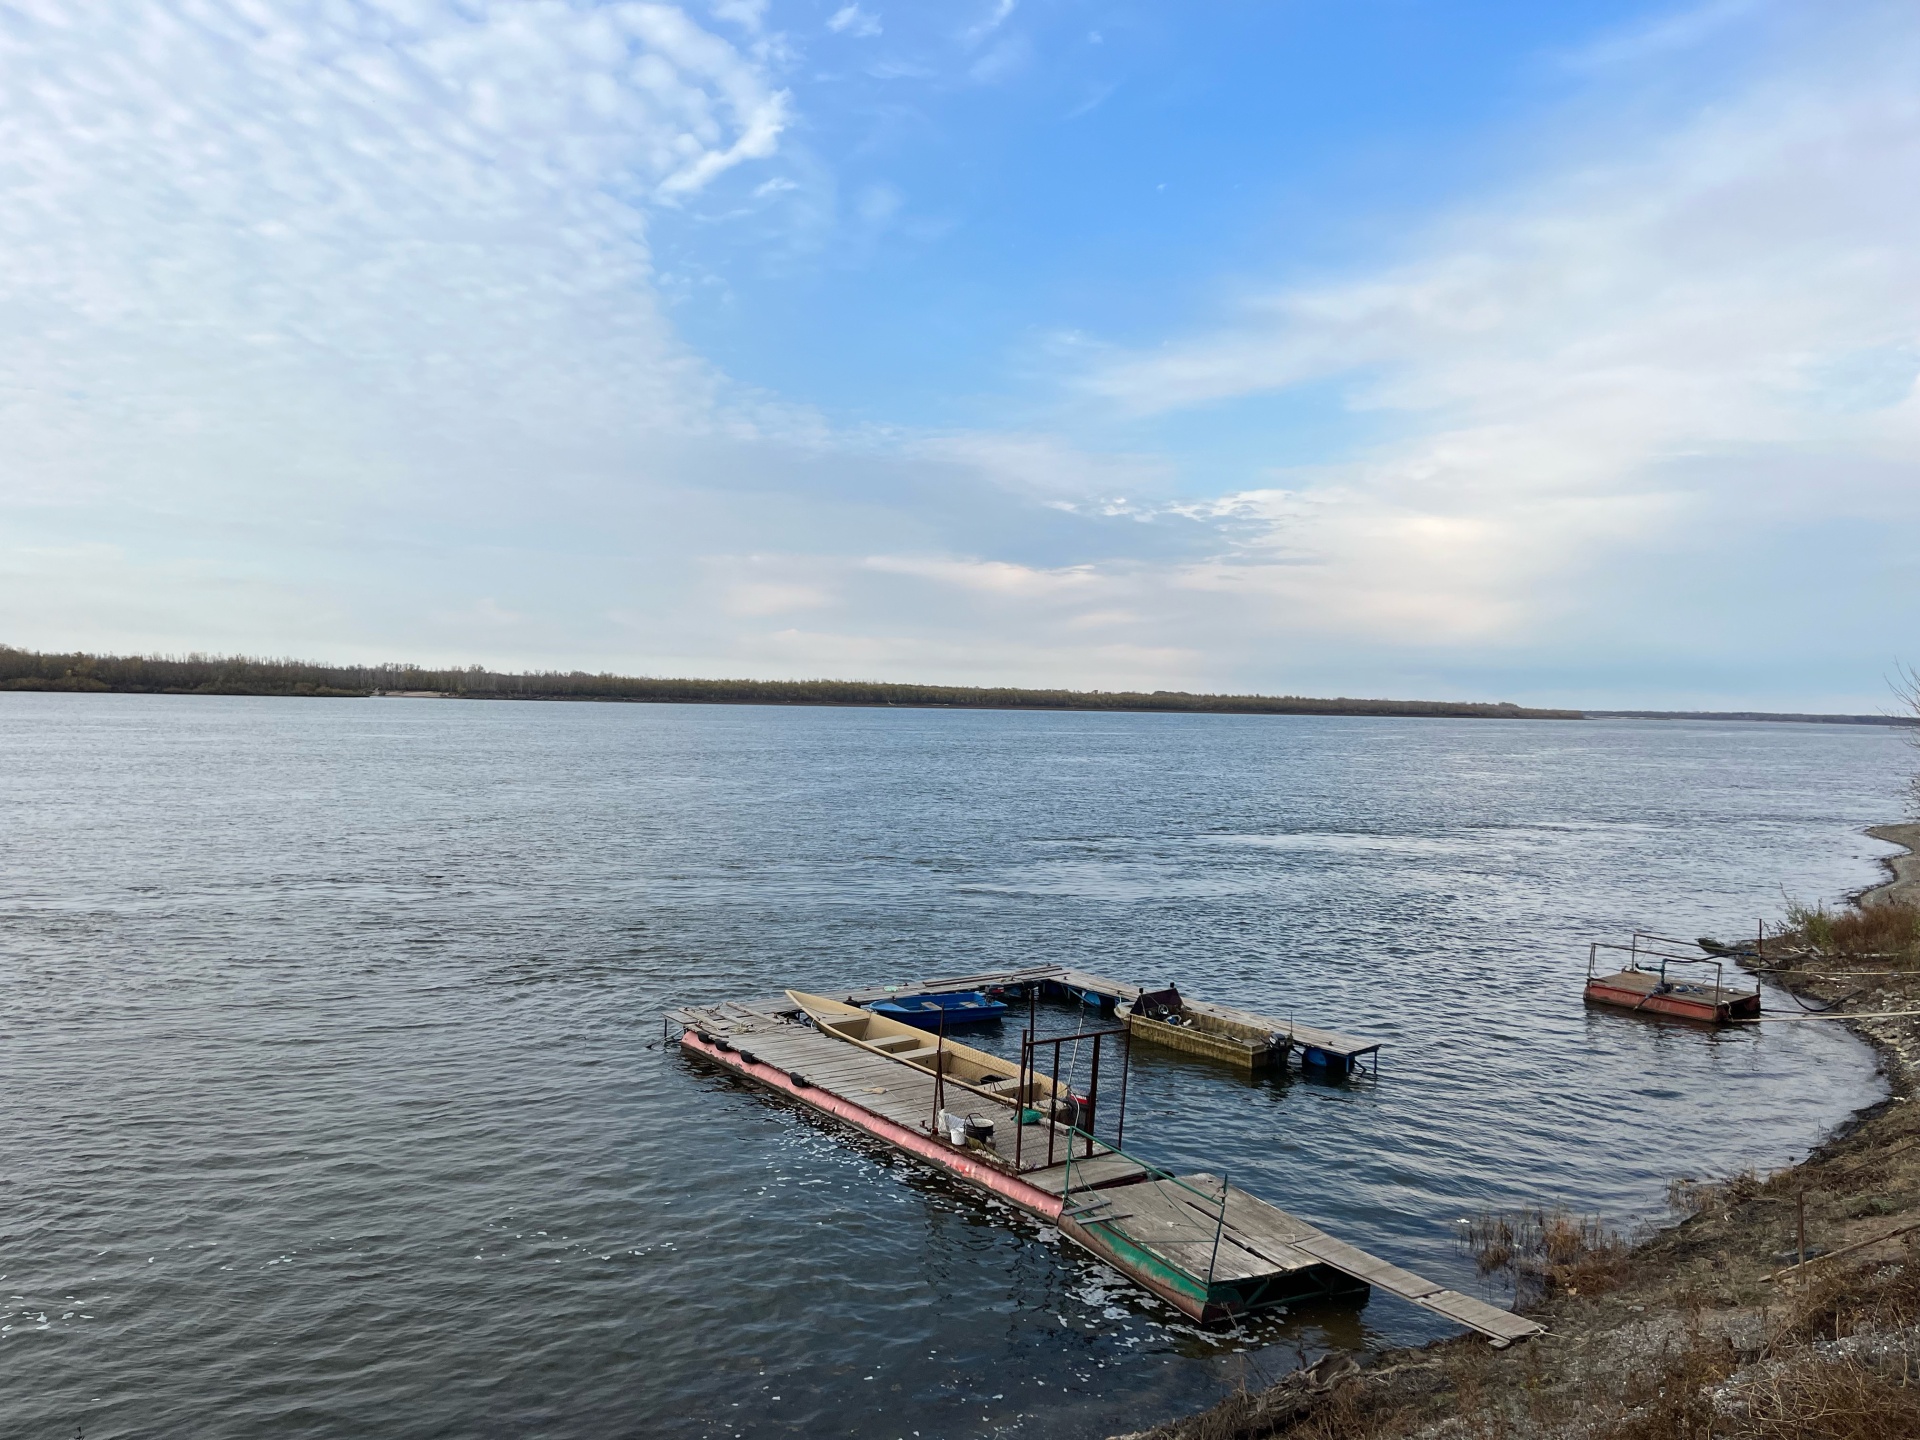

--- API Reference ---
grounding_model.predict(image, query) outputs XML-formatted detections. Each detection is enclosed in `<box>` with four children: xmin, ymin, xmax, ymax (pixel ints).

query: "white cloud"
<box><xmin>827</xmin><ymin>5</ymin><xmax>881</xmax><ymax>39</ymax></box>
<box><xmin>709</xmin><ymin>0</ymin><xmax>770</xmax><ymax>33</ymax></box>
<box><xmin>1082</xmin><ymin>2</ymin><xmax>1920</xmax><ymax>651</ymax></box>
<box><xmin>962</xmin><ymin>0</ymin><xmax>1018</xmax><ymax>48</ymax></box>
<box><xmin>1563</xmin><ymin>0</ymin><xmax>1761</xmax><ymax>70</ymax></box>
<box><xmin>968</xmin><ymin>35</ymin><xmax>1032</xmax><ymax>85</ymax></box>
<box><xmin>0</xmin><ymin>1</ymin><xmax>797</xmax><ymax>503</ymax></box>
<box><xmin>862</xmin><ymin>554</ymin><xmax>1098</xmax><ymax>598</ymax></box>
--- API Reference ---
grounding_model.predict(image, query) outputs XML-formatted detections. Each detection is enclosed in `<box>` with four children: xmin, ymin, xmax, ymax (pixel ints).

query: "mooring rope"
<box><xmin>1730</xmin><ymin>1008</ymin><xmax>1920</xmax><ymax>1023</ymax></box>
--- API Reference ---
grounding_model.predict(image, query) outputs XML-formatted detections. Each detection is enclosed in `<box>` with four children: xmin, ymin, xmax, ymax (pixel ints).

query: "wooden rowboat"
<box><xmin>787</xmin><ymin>990</ymin><xmax>1078</xmax><ymax>1119</ymax></box>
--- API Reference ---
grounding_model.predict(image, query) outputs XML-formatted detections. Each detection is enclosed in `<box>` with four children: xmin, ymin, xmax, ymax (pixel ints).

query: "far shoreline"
<box><xmin>7</xmin><ymin>642</ymin><xmax>1920</xmax><ymax>727</ymax></box>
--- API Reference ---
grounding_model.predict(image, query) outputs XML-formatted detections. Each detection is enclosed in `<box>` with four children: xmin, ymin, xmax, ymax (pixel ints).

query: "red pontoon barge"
<box><xmin>1584</xmin><ymin>933</ymin><xmax>1762</xmax><ymax>1022</ymax></box>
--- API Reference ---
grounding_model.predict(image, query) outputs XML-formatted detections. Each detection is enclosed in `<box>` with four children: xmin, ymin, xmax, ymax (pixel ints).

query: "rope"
<box><xmin>1730</xmin><ymin>1008</ymin><xmax>1920</xmax><ymax>1023</ymax></box>
<box><xmin>1061</xmin><ymin>1005</ymin><xmax>1090</xmax><ymax>1107</ymax></box>
<box><xmin>1761</xmin><ymin>969</ymin><xmax>1920</xmax><ymax>979</ymax></box>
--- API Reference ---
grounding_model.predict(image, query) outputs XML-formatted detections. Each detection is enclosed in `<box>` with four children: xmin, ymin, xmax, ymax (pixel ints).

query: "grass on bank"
<box><xmin>1465</xmin><ymin>1206</ymin><xmax>1636</xmax><ymax>1302</ymax></box>
<box><xmin>1780</xmin><ymin>899</ymin><xmax>1920</xmax><ymax>967</ymax></box>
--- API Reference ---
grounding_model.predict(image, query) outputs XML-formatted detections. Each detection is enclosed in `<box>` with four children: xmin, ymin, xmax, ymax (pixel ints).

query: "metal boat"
<box><xmin>865</xmin><ymin>990</ymin><xmax>1007</xmax><ymax>1029</ymax></box>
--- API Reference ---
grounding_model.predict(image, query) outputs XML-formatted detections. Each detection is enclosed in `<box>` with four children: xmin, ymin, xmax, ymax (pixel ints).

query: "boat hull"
<box><xmin>1123</xmin><ymin>1010</ymin><xmax>1288</xmax><ymax>1071</ymax></box>
<box><xmin>867</xmin><ymin>992</ymin><xmax>1008</xmax><ymax>1029</ymax></box>
<box><xmin>1585</xmin><ymin>973</ymin><xmax>1762</xmax><ymax>1023</ymax></box>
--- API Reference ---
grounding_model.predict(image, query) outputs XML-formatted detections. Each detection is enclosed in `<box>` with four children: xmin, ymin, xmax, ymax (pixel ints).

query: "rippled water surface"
<box><xmin>1</xmin><ymin>694</ymin><xmax>1911</xmax><ymax>1438</ymax></box>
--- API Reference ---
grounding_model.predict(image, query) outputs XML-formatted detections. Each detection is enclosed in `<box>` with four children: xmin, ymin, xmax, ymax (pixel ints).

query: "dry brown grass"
<box><xmin>1465</xmin><ymin>1205</ymin><xmax>1634</xmax><ymax>1300</ymax></box>
<box><xmin>1722</xmin><ymin>1253</ymin><xmax>1920</xmax><ymax>1440</ymax></box>
<box><xmin>1782</xmin><ymin>900</ymin><xmax>1920</xmax><ymax>965</ymax></box>
<box><xmin>1599</xmin><ymin>1321</ymin><xmax>1735</xmax><ymax>1440</ymax></box>
<box><xmin>1832</xmin><ymin>902</ymin><xmax>1920</xmax><ymax>961</ymax></box>
<box><xmin>1778</xmin><ymin>1243</ymin><xmax>1920</xmax><ymax>1344</ymax></box>
<box><xmin>1668</xmin><ymin>1167</ymin><xmax>1767</xmax><ymax>1217</ymax></box>
<box><xmin>1733</xmin><ymin>1355</ymin><xmax>1920</xmax><ymax>1440</ymax></box>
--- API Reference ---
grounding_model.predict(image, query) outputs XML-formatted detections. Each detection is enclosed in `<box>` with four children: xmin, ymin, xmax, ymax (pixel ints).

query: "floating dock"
<box><xmin>787</xmin><ymin>963</ymin><xmax>1385</xmax><ymax>1076</ymax></box>
<box><xmin>669</xmin><ymin>987</ymin><xmax>1540</xmax><ymax>1346</ymax></box>
<box><xmin>1584</xmin><ymin>935</ymin><xmax>1762</xmax><ymax>1023</ymax></box>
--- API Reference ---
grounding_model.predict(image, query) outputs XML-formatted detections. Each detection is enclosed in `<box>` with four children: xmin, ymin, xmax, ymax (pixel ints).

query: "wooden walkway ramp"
<box><xmin>670</xmin><ymin>998</ymin><xmax>1539</xmax><ymax>1345</ymax></box>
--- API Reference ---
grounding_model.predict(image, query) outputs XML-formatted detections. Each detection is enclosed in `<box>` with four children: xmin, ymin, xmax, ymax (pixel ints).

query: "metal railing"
<box><xmin>1586</xmin><ymin>936</ymin><xmax>1760</xmax><ymax>1001</ymax></box>
<box><xmin>1012</xmin><ymin>1020</ymin><xmax>1131</xmax><ymax>1169</ymax></box>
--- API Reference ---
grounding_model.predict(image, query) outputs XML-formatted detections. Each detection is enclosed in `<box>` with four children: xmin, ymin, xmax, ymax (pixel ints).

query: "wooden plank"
<box><xmin>745</xmin><ymin>1043</ymin><xmax>870</xmax><ymax>1070</ymax></box>
<box><xmin>1160</xmin><ymin>1181</ymin><xmax>1317</xmax><ymax>1271</ymax></box>
<box><xmin>1101</xmin><ymin>1186</ymin><xmax>1277</xmax><ymax>1284</ymax></box>
<box><xmin>1026</xmin><ymin>1151</ymin><xmax>1148</xmax><ymax>1194</ymax></box>
<box><xmin>1416</xmin><ymin>1291</ymin><xmax>1546</xmax><ymax>1343</ymax></box>
<box><xmin>1054</xmin><ymin>968</ymin><xmax>1143</xmax><ymax>1002</ymax></box>
<box><xmin>1155</xmin><ymin>1182</ymin><xmax>1318</xmax><ymax>1278</ymax></box>
<box><xmin>1085</xmin><ymin>1182</ymin><xmax>1227</xmax><ymax>1273</ymax></box>
<box><xmin>1289</xmin><ymin>1234</ymin><xmax>1446</xmax><ymax>1300</ymax></box>
<box><xmin>747</xmin><ymin>1053</ymin><xmax>879</xmax><ymax>1082</ymax></box>
<box><xmin>837</xmin><ymin>965</ymin><xmax>1068</xmax><ymax>1004</ymax></box>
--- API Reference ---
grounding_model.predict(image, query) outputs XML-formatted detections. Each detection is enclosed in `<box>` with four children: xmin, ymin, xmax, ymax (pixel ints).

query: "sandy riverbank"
<box><xmin>1126</xmin><ymin>825</ymin><xmax>1920</xmax><ymax>1440</ymax></box>
<box><xmin>1866</xmin><ymin>823</ymin><xmax>1920</xmax><ymax>907</ymax></box>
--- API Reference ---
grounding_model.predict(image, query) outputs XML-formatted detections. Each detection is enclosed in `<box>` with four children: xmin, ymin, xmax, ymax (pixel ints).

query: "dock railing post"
<box><xmin>1085</xmin><ymin>1036</ymin><xmax>1100</xmax><ymax>1160</ymax></box>
<box><xmin>1206</xmin><ymin>1172</ymin><xmax>1229</xmax><ymax>1287</ymax></box>
<box><xmin>1115</xmin><ymin>1028</ymin><xmax>1130</xmax><ymax>1153</ymax></box>
<box><xmin>1048</xmin><ymin>1037</ymin><xmax>1062</xmax><ymax>1168</ymax></box>
<box><xmin>934</xmin><ymin>1028</ymin><xmax>946</xmax><ymax>1128</ymax></box>
<box><xmin>1014</xmin><ymin>1034</ymin><xmax>1028</xmax><ymax>1170</ymax></box>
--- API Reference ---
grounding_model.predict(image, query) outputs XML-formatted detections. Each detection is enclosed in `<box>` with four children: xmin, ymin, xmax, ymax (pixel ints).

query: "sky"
<box><xmin>1</xmin><ymin>0</ymin><xmax>1916</xmax><ymax>709</ymax></box>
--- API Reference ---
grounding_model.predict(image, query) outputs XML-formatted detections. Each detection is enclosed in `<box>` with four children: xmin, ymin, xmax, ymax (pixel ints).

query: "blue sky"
<box><xmin>1</xmin><ymin>0</ymin><xmax>1916</xmax><ymax>708</ymax></box>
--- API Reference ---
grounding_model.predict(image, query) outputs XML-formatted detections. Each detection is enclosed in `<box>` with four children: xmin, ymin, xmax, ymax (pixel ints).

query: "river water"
<box><xmin>0</xmin><ymin>694</ymin><xmax>1911</xmax><ymax>1438</ymax></box>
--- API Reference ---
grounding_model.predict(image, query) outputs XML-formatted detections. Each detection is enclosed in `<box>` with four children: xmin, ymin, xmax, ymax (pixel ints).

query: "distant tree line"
<box><xmin>0</xmin><ymin>643</ymin><xmax>1583</xmax><ymax>719</ymax></box>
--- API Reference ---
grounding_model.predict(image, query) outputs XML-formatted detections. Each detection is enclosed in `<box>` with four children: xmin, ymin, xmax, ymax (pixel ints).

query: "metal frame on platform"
<box><xmin>1012</xmin><ymin>1019</ymin><xmax>1131</xmax><ymax>1170</ymax></box>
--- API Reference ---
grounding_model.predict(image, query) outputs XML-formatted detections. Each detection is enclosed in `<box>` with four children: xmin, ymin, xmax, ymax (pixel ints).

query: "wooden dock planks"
<box><xmin>1078</xmin><ymin>1177</ymin><xmax>1304</xmax><ymax>1284</ymax></box>
<box><xmin>671</xmin><ymin>993</ymin><xmax>1536</xmax><ymax>1346</ymax></box>
<box><xmin>1026</xmin><ymin>1151</ymin><xmax>1153</xmax><ymax>1195</ymax></box>
<box><xmin>673</xmin><ymin>1003</ymin><xmax>1116</xmax><ymax>1178</ymax></box>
